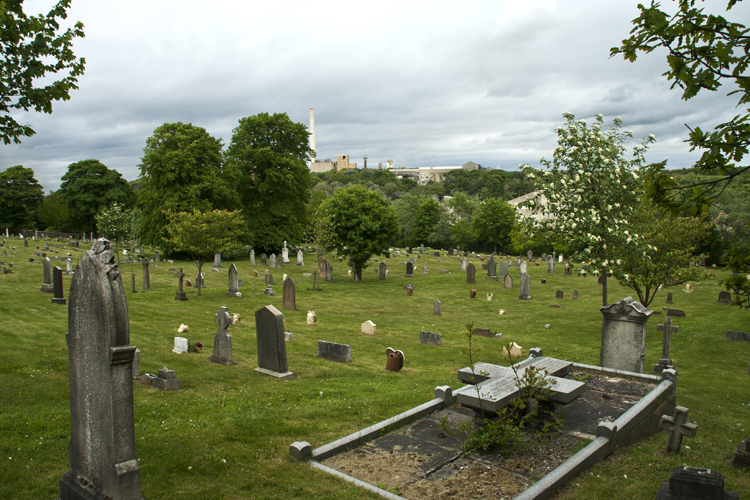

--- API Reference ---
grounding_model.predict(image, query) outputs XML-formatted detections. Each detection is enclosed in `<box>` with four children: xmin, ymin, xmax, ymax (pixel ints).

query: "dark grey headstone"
<box><xmin>654</xmin><ymin>466</ymin><xmax>737</xmax><ymax>500</ymax></box>
<box><xmin>379</xmin><ymin>262</ymin><xmax>387</xmax><ymax>280</ymax></box>
<box><xmin>209</xmin><ymin>306</ymin><xmax>237</xmax><ymax>365</ymax></box>
<box><xmin>317</xmin><ymin>340</ymin><xmax>352</xmax><ymax>363</ymax></box>
<box><xmin>519</xmin><ymin>273</ymin><xmax>531</xmax><ymax>300</ymax></box>
<box><xmin>433</xmin><ymin>300</ymin><xmax>441</xmax><ymax>315</ymax></box>
<box><xmin>556</xmin><ymin>289</ymin><xmax>563</xmax><ymax>299</ymax></box>
<box><xmin>228</xmin><ymin>263</ymin><xmax>241</xmax><ymax>297</ymax></box>
<box><xmin>52</xmin><ymin>266</ymin><xmax>66</xmax><ymax>305</ymax></box>
<box><xmin>283</xmin><ymin>275</ymin><xmax>296</xmax><ymax>310</ymax></box>
<box><xmin>466</xmin><ymin>263</ymin><xmax>476</xmax><ymax>284</ymax></box>
<box><xmin>255</xmin><ymin>305</ymin><xmax>293</xmax><ymax>378</ymax></box>
<box><xmin>405</xmin><ymin>261</ymin><xmax>414</xmax><ymax>277</ymax></box>
<box><xmin>142</xmin><ymin>258</ymin><xmax>150</xmax><ymax>291</ymax></box>
<box><xmin>717</xmin><ymin>291</ymin><xmax>732</xmax><ymax>304</ymax></box>
<box><xmin>419</xmin><ymin>331</ymin><xmax>442</xmax><ymax>345</ymax></box>
<box><xmin>727</xmin><ymin>330</ymin><xmax>750</xmax><ymax>342</ymax></box>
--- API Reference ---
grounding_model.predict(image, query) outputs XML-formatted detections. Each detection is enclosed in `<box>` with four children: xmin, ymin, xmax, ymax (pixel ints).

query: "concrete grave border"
<box><xmin>290</xmin><ymin>357</ymin><xmax>677</xmax><ymax>500</ymax></box>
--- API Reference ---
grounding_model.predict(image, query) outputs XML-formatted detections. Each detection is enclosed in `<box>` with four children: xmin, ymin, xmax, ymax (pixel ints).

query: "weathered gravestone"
<box><xmin>556</xmin><ymin>289</ymin><xmax>563</xmax><ymax>299</ymax></box>
<box><xmin>717</xmin><ymin>291</ymin><xmax>732</xmax><ymax>304</ymax></box>
<box><xmin>405</xmin><ymin>261</ymin><xmax>414</xmax><ymax>277</ymax></box>
<box><xmin>420</xmin><ymin>331</ymin><xmax>442</xmax><ymax>345</ymax></box>
<box><xmin>254</xmin><ymin>305</ymin><xmax>293</xmax><ymax>379</ymax></box>
<box><xmin>527</xmin><ymin>250</ymin><xmax>533</xmax><ymax>260</ymax></box>
<box><xmin>564</xmin><ymin>264</ymin><xmax>572</xmax><ymax>275</ymax></box>
<box><xmin>466</xmin><ymin>263</ymin><xmax>476</xmax><ymax>284</ymax></box>
<box><xmin>487</xmin><ymin>255</ymin><xmax>497</xmax><ymax>278</ymax></box>
<box><xmin>654</xmin><ymin>316</ymin><xmax>679</xmax><ymax>373</ymax></box>
<box><xmin>726</xmin><ymin>330</ymin><xmax>750</xmax><ymax>342</ymax></box>
<box><xmin>276</xmin><ymin>253</ymin><xmax>283</xmax><ymax>268</ymax></box>
<box><xmin>282</xmin><ymin>241</ymin><xmax>290</xmax><ymax>263</ymax></box>
<box><xmin>317</xmin><ymin>341</ymin><xmax>352</xmax><ymax>363</ymax></box>
<box><xmin>297</xmin><ymin>249</ymin><xmax>303</xmax><ymax>266</ymax></box>
<box><xmin>664</xmin><ymin>307</ymin><xmax>686</xmax><ymax>318</ymax></box>
<box><xmin>41</xmin><ymin>256</ymin><xmax>54</xmax><ymax>293</ymax></box>
<box><xmin>269</xmin><ymin>254</ymin><xmax>276</xmax><ymax>268</ymax></box>
<box><xmin>325</xmin><ymin>263</ymin><xmax>333</xmax><ymax>282</ymax></box>
<box><xmin>731</xmin><ymin>436</ymin><xmax>750</xmax><ymax>468</ymax></box>
<box><xmin>283</xmin><ymin>275</ymin><xmax>296</xmax><ymax>310</ymax></box>
<box><xmin>385</xmin><ymin>347</ymin><xmax>404</xmax><ymax>371</ymax></box>
<box><xmin>174</xmin><ymin>268</ymin><xmax>187</xmax><ymax>301</ymax></box>
<box><xmin>213</xmin><ymin>252</ymin><xmax>222</xmax><ymax>268</ymax></box>
<box><xmin>58</xmin><ymin>238</ymin><xmax>143</xmax><ymax>500</ymax></box>
<box><xmin>666</xmin><ymin>291</ymin><xmax>673</xmax><ymax>304</ymax></box>
<box><xmin>208</xmin><ymin>306</ymin><xmax>237</xmax><ymax>365</ymax></box>
<box><xmin>66</xmin><ymin>257</ymin><xmax>74</xmax><ymax>275</ymax></box>
<box><xmin>498</xmin><ymin>260</ymin><xmax>509</xmax><ymax>278</ymax></box>
<box><xmin>460</xmin><ymin>258</ymin><xmax>467</xmax><ymax>272</ymax></box>
<box><xmin>572</xmin><ymin>289</ymin><xmax>579</xmax><ymax>300</ymax></box>
<box><xmin>600</xmin><ymin>296</ymin><xmax>654</xmax><ymax>373</ymax></box>
<box><xmin>52</xmin><ymin>266</ymin><xmax>66</xmax><ymax>305</ymax></box>
<box><xmin>132</xmin><ymin>349</ymin><xmax>140</xmax><ymax>379</ymax></box>
<box><xmin>423</xmin><ymin>263</ymin><xmax>428</xmax><ymax>275</ymax></box>
<box><xmin>660</xmin><ymin>406</ymin><xmax>698</xmax><ymax>454</ymax></box>
<box><xmin>260</xmin><ymin>253</ymin><xmax>267</xmax><ymax>266</ymax></box>
<box><xmin>142</xmin><ymin>258</ymin><xmax>150</xmax><ymax>291</ymax></box>
<box><xmin>433</xmin><ymin>300</ymin><xmax>441</xmax><ymax>315</ymax></box>
<box><xmin>518</xmin><ymin>260</ymin><xmax>527</xmax><ymax>275</ymax></box>
<box><xmin>264</xmin><ymin>271</ymin><xmax>273</xmax><ymax>285</ymax></box>
<box><xmin>547</xmin><ymin>257</ymin><xmax>555</xmax><ymax>273</ymax></box>
<box><xmin>361</xmin><ymin>320</ymin><xmax>376</xmax><ymax>335</ymax></box>
<box><xmin>227</xmin><ymin>264</ymin><xmax>241</xmax><ymax>297</ymax></box>
<box><xmin>654</xmin><ymin>466</ymin><xmax>738</xmax><ymax>500</ymax></box>
<box><xmin>379</xmin><ymin>262</ymin><xmax>387</xmax><ymax>280</ymax></box>
<box><xmin>153</xmin><ymin>366</ymin><xmax>180</xmax><ymax>391</ymax></box>
<box><xmin>249</xmin><ymin>249</ymin><xmax>255</xmax><ymax>265</ymax></box>
<box><xmin>519</xmin><ymin>273</ymin><xmax>531</xmax><ymax>300</ymax></box>
<box><xmin>504</xmin><ymin>274</ymin><xmax>513</xmax><ymax>289</ymax></box>
<box><xmin>154</xmin><ymin>250</ymin><xmax>160</xmax><ymax>262</ymax></box>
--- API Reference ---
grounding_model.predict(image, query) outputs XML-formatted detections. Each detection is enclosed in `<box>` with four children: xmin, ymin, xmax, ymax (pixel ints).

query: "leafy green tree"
<box><xmin>721</xmin><ymin>244</ymin><xmax>750</xmax><ymax>308</ymax></box>
<box><xmin>225</xmin><ymin>112</ymin><xmax>313</xmax><ymax>252</ymax></box>
<box><xmin>612</xmin><ymin>204</ymin><xmax>708</xmax><ymax>307</ymax></box>
<box><xmin>1</xmin><ymin>0</ymin><xmax>85</xmax><ymax>144</ymax></box>
<box><xmin>165</xmin><ymin>209</ymin><xmax>246</xmax><ymax>296</ymax></box>
<box><xmin>138</xmin><ymin>122</ymin><xmax>241</xmax><ymax>251</ymax></box>
<box><xmin>392</xmin><ymin>193</ymin><xmax>425</xmax><ymax>246</ymax></box>
<box><xmin>412</xmin><ymin>198</ymin><xmax>441</xmax><ymax>245</ymax></box>
<box><xmin>612</xmin><ymin>0</ymin><xmax>750</xmax><ymax>212</ymax></box>
<box><xmin>448</xmin><ymin>191</ymin><xmax>479</xmax><ymax>251</ymax></box>
<box><xmin>58</xmin><ymin>159</ymin><xmax>133</xmax><ymax>234</ymax></box>
<box><xmin>0</xmin><ymin>165</ymin><xmax>43</xmax><ymax>229</ymax></box>
<box><xmin>95</xmin><ymin>202</ymin><xmax>133</xmax><ymax>261</ymax></box>
<box><xmin>322</xmin><ymin>185</ymin><xmax>399</xmax><ymax>281</ymax></box>
<box><xmin>37</xmin><ymin>190</ymin><xmax>69</xmax><ymax>231</ymax></box>
<box><xmin>472</xmin><ymin>197</ymin><xmax>516</xmax><ymax>254</ymax></box>
<box><xmin>522</xmin><ymin>113</ymin><xmax>655</xmax><ymax>305</ymax></box>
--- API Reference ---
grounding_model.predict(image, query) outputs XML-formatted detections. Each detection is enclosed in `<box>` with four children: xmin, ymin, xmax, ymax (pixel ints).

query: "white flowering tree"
<box><xmin>521</xmin><ymin>113</ymin><xmax>655</xmax><ymax>306</ymax></box>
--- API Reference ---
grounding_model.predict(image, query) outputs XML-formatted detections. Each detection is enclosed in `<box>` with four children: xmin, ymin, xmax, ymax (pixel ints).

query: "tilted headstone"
<box><xmin>379</xmin><ymin>262</ymin><xmax>387</xmax><ymax>280</ymax></box>
<box><xmin>175</xmin><ymin>268</ymin><xmax>187</xmax><ymax>301</ymax></box>
<box><xmin>41</xmin><ymin>256</ymin><xmax>54</xmax><ymax>293</ymax></box>
<box><xmin>717</xmin><ymin>291</ymin><xmax>732</xmax><ymax>304</ymax></box>
<box><xmin>419</xmin><ymin>331</ymin><xmax>442</xmax><ymax>345</ymax></box>
<box><xmin>59</xmin><ymin>238</ymin><xmax>142</xmax><ymax>499</ymax></box>
<box><xmin>433</xmin><ymin>300</ymin><xmax>441</xmax><ymax>315</ymax></box>
<box><xmin>296</xmin><ymin>249</ymin><xmax>304</xmax><ymax>266</ymax></box>
<box><xmin>519</xmin><ymin>273</ymin><xmax>531</xmax><ymax>300</ymax></box>
<box><xmin>52</xmin><ymin>266</ymin><xmax>66</xmax><ymax>305</ymax></box>
<box><xmin>142</xmin><ymin>258</ymin><xmax>151</xmax><ymax>290</ymax></box>
<box><xmin>660</xmin><ymin>406</ymin><xmax>697</xmax><ymax>454</ymax></box>
<box><xmin>466</xmin><ymin>263</ymin><xmax>476</xmax><ymax>284</ymax></box>
<box><xmin>213</xmin><ymin>252</ymin><xmax>222</xmax><ymax>268</ymax></box>
<box><xmin>227</xmin><ymin>263</ymin><xmax>241</xmax><ymax>297</ymax></box>
<box><xmin>208</xmin><ymin>306</ymin><xmax>237</xmax><ymax>365</ymax></box>
<box><xmin>600</xmin><ymin>296</ymin><xmax>654</xmax><ymax>373</ymax></box>
<box><xmin>317</xmin><ymin>340</ymin><xmax>352</xmax><ymax>363</ymax></box>
<box><xmin>405</xmin><ymin>261</ymin><xmax>414</xmax><ymax>277</ymax></box>
<box><xmin>283</xmin><ymin>275</ymin><xmax>296</xmax><ymax>310</ymax></box>
<box><xmin>249</xmin><ymin>249</ymin><xmax>255</xmax><ymax>265</ymax></box>
<box><xmin>254</xmin><ymin>305</ymin><xmax>293</xmax><ymax>379</ymax></box>
<box><xmin>654</xmin><ymin>466</ymin><xmax>738</xmax><ymax>500</ymax></box>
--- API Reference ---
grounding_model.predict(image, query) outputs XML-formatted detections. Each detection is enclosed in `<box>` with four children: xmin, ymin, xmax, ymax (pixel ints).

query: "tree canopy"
<box><xmin>612</xmin><ymin>0</ymin><xmax>750</xmax><ymax>213</ymax></box>
<box><xmin>59</xmin><ymin>159</ymin><xmax>133</xmax><ymax>234</ymax></box>
<box><xmin>138</xmin><ymin>122</ymin><xmax>240</xmax><ymax>251</ymax></box>
<box><xmin>472</xmin><ymin>197</ymin><xmax>516</xmax><ymax>254</ymax></box>
<box><xmin>0</xmin><ymin>165</ymin><xmax>43</xmax><ymax>229</ymax></box>
<box><xmin>225</xmin><ymin>112</ymin><xmax>313</xmax><ymax>252</ymax></box>
<box><xmin>322</xmin><ymin>185</ymin><xmax>399</xmax><ymax>281</ymax></box>
<box><xmin>1</xmin><ymin>0</ymin><xmax>85</xmax><ymax>144</ymax></box>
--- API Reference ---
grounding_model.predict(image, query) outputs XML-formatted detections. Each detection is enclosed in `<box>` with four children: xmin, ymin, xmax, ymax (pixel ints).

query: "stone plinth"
<box><xmin>600</xmin><ymin>296</ymin><xmax>654</xmax><ymax>373</ymax></box>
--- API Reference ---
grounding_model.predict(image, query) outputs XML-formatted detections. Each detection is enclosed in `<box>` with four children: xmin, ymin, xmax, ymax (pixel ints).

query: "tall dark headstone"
<box><xmin>466</xmin><ymin>263</ymin><xmax>476</xmax><ymax>284</ymax></box>
<box><xmin>654</xmin><ymin>466</ymin><xmax>737</xmax><ymax>500</ymax></box>
<box><xmin>52</xmin><ymin>266</ymin><xmax>66</xmax><ymax>305</ymax></box>
<box><xmin>519</xmin><ymin>273</ymin><xmax>531</xmax><ymax>300</ymax></box>
<box><xmin>260</xmin><ymin>253</ymin><xmax>267</xmax><ymax>266</ymax></box>
<box><xmin>174</xmin><ymin>268</ymin><xmax>187</xmax><ymax>301</ymax></box>
<box><xmin>325</xmin><ymin>263</ymin><xmax>333</xmax><ymax>282</ymax></box>
<box><xmin>379</xmin><ymin>262</ymin><xmax>387</xmax><ymax>280</ymax></box>
<box><xmin>41</xmin><ymin>256</ymin><xmax>54</xmax><ymax>293</ymax></box>
<box><xmin>142</xmin><ymin>258</ymin><xmax>150</xmax><ymax>291</ymax></box>
<box><xmin>283</xmin><ymin>275</ymin><xmax>296</xmax><ymax>310</ymax></box>
<box><xmin>208</xmin><ymin>306</ymin><xmax>237</xmax><ymax>365</ymax></box>
<box><xmin>487</xmin><ymin>255</ymin><xmax>497</xmax><ymax>278</ymax></box>
<box><xmin>405</xmin><ymin>261</ymin><xmax>414</xmax><ymax>277</ymax></box>
<box><xmin>227</xmin><ymin>263</ymin><xmax>241</xmax><ymax>297</ymax></box>
<box><xmin>59</xmin><ymin>238</ymin><xmax>142</xmax><ymax>500</ymax></box>
<box><xmin>254</xmin><ymin>305</ymin><xmax>293</xmax><ymax>379</ymax></box>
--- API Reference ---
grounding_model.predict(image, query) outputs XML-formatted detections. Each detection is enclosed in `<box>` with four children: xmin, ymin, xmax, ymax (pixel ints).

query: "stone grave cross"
<box><xmin>660</xmin><ymin>406</ymin><xmax>697</xmax><ymax>453</ymax></box>
<box><xmin>175</xmin><ymin>268</ymin><xmax>187</xmax><ymax>301</ymax></box>
<box><xmin>654</xmin><ymin>316</ymin><xmax>679</xmax><ymax>373</ymax></box>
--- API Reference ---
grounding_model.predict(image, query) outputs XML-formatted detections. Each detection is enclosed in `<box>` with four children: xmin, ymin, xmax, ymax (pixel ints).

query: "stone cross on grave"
<box><xmin>175</xmin><ymin>268</ymin><xmax>187</xmax><ymax>301</ymax></box>
<box><xmin>654</xmin><ymin>316</ymin><xmax>679</xmax><ymax>373</ymax></box>
<box><xmin>660</xmin><ymin>406</ymin><xmax>697</xmax><ymax>453</ymax></box>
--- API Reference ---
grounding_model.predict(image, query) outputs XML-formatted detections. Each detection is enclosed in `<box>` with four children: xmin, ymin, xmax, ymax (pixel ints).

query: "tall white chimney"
<box><xmin>309</xmin><ymin>108</ymin><xmax>316</xmax><ymax>167</ymax></box>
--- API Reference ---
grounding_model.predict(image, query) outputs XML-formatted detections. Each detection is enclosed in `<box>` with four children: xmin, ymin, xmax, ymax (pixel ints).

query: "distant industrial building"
<box><xmin>508</xmin><ymin>190</ymin><xmax>555</xmax><ymax>220</ymax></box>
<box><xmin>310</xmin><ymin>154</ymin><xmax>358</xmax><ymax>173</ymax></box>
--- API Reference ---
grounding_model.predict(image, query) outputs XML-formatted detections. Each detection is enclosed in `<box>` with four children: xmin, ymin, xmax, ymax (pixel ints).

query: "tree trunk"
<box><xmin>353</xmin><ymin>263</ymin><xmax>361</xmax><ymax>281</ymax></box>
<box><xmin>601</xmin><ymin>265</ymin><xmax>608</xmax><ymax>306</ymax></box>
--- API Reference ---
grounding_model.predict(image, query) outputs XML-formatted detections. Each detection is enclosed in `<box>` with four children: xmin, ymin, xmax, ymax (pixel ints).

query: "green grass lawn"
<box><xmin>1</xmin><ymin>241</ymin><xmax>748</xmax><ymax>499</ymax></box>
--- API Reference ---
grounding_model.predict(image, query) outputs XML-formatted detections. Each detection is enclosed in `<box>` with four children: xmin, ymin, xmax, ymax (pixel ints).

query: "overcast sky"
<box><xmin>3</xmin><ymin>0</ymin><xmax>748</xmax><ymax>192</ymax></box>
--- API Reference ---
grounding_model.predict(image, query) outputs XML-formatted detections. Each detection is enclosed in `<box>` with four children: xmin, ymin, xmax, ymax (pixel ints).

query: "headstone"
<box><xmin>24</xmin><ymin>237</ymin><xmax>29</xmax><ymax>247</ymax></box>
<box><xmin>283</xmin><ymin>275</ymin><xmax>296</xmax><ymax>310</ymax></box>
<box><xmin>52</xmin><ymin>266</ymin><xmax>66</xmax><ymax>304</ymax></box>
<box><xmin>666</xmin><ymin>291</ymin><xmax>673</xmax><ymax>304</ymax></box>
<box><xmin>385</xmin><ymin>347</ymin><xmax>404</xmax><ymax>371</ymax></box>
<box><xmin>254</xmin><ymin>305</ymin><xmax>293</xmax><ymax>379</ymax></box>
<box><xmin>498</xmin><ymin>260</ymin><xmax>509</xmax><ymax>278</ymax></box>
<box><xmin>132</xmin><ymin>349</ymin><xmax>140</xmax><ymax>379</ymax></box>
<box><xmin>433</xmin><ymin>300</ymin><xmax>441</xmax><ymax>315</ymax></box>
<box><xmin>154</xmin><ymin>250</ymin><xmax>160</xmax><ymax>262</ymax></box>
<box><xmin>731</xmin><ymin>436</ymin><xmax>750</xmax><ymax>468</ymax></box>
<box><xmin>361</xmin><ymin>320</ymin><xmax>376</xmax><ymax>335</ymax></box>
<box><xmin>466</xmin><ymin>263</ymin><xmax>476</xmax><ymax>284</ymax></box>
<box><xmin>660</xmin><ymin>406</ymin><xmax>698</xmax><ymax>453</ymax></box>
<box><xmin>654</xmin><ymin>316</ymin><xmax>679</xmax><ymax>373</ymax></box>
<box><xmin>516</xmin><ymin>258</ymin><xmax>521</xmax><ymax>267</ymax></box>
<box><xmin>527</xmin><ymin>250</ymin><xmax>533</xmax><ymax>260</ymax></box>
<box><xmin>325</xmin><ymin>263</ymin><xmax>333</xmax><ymax>282</ymax></box>
<box><xmin>469</xmin><ymin>289</ymin><xmax>477</xmax><ymax>299</ymax></box>
<box><xmin>460</xmin><ymin>258</ymin><xmax>467</xmax><ymax>272</ymax></box>
<box><xmin>519</xmin><ymin>273</ymin><xmax>531</xmax><ymax>300</ymax></box>
<box><xmin>504</xmin><ymin>274</ymin><xmax>513</xmax><ymax>289</ymax></box>
<box><xmin>227</xmin><ymin>263</ymin><xmax>241</xmax><ymax>297</ymax></box>
<box><xmin>519</xmin><ymin>260</ymin><xmax>527</xmax><ymax>275</ymax></box>
<box><xmin>564</xmin><ymin>264</ymin><xmax>572</xmax><ymax>275</ymax></box>
<box><xmin>572</xmin><ymin>290</ymin><xmax>579</xmax><ymax>300</ymax></box>
<box><xmin>600</xmin><ymin>297</ymin><xmax>655</xmax><ymax>373</ymax></box>
<box><xmin>249</xmin><ymin>249</ymin><xmax>255</xmax><ymax>265</ymax></box>
<box><xmin>270</xmin><ymin>254</ymin><xmax>276</xmax><ymax>268</ymax></box>
<box><xmin>282</xmin><ymin>242</ymin><xmax>290</xmax><ymax>263</ymax></box>
<box><xmin>318</xmin><ymin>258</ymin><xmax>327</xmax><ymax>277</ymax></box>
<box><xmin>419</xmin><ymin>331</ymin><xmax>442</xmax><ymax>345</ymax></box>
<box><xmin>59</xmin><ymin>238</ymin><xmax>142</xmax><ymax>500</ymax></box>
<box><xmin>263</xmin><ymin>285</ymin><xmax>274</xmax><ymax>296</ymax></box>
<box><xmin>213</xmin><ymin>252</ymin><xmax>222</xmax><ymax>268</ymax></box>
<box><xmin>547</xmin><ymin>257</ymin><xmax>555</xmax><ymax>273</ymax></box>
<box><xmin>173</xmin><ymin>337</ymin><xmax>188</xmax><ymax>353</ymax></box>
<box><xmin>264</xmin><ymin>271</ymin><xmax>273</xmax><ymax>284</ymax></box>
<box><xmin>474</xmin><ymin>328</ymin><xmax>494</xmax><ymax>338</ymax></box>
<box><xmin>503</xmin><ymin>342</ymin><xmax>523</xmax><ymax>358</ymax></box>
<box><xmin>153</xmin><ymin>366</ymin><xmax>180</xmax><ymax>391</ymax></box>
<box><xmin>208</xmin><ymin>306</ymin><xmax>237</xmax><ymax>365</ymax></box>
<box><xmin>423</xmin><ymin>263</ymin><xmax>428</xmax><ymax>275</ymax></box>
<box><xmin>487</xmin><ymin>255</ymin><xmax>497</xmax><ymax>277</ymax></box>
<box><xmin>306</xmin><ymin>310</ymin><xmax>316</xmax><ymax>325</ymax></box>
<box><xmin>717</xmin><ymin>291</ymin><xmax>732</xmax><ymax>304</ymax></box>
<box><xmin>297</xmin><ymin>249</ymin><xmax>303</xmax><ymax>266</ymax></box>
<box><xmin>556</xmin><ymin>289</ymin><xmax>563</xmax><ymax>299</ymax></box>
<box><xmin>542</xmin><ymin>253</ymin><xmax>546</xmax><ymax>260</ymax></box>
<box><xmin>260</xmin><ymin>253</ymin><xmax>267</xmax><ymax>266</ymax></box>
<box><xmin>317</xmin><ymin>341</ymin><xmax>352</xmax><ymax>363</ymax></box>
<box><xmin>41</xmin><ymin>257</ymin><xmax>54</xmax><ymax>293</ymax></box>
<box><xmin>726</xmin><ymin>330</ymin><xmax>750</xmax><ymax>342</ymax></box>
<box><xmin>142</xmin><ymin>258</ymin><xmax>150</xmax><ymax>290</ymax></box>
<box><xmin>559</xmin><ymin>253</ymin><xmax>563</xmax><ymax>263</ymax></box>
<box><xmin>405</xmin><ymin>261</ymin><xmax>414</xmax><ymax>277</ymax></box>
<box><xmin>175</xmin><ymin>268</ymin><xmax>187</xmax><ymax>301</ymax></box>
<box><xmin>276</xmin><ymin>253</ymin><xmax>283</xmax><ymax>268</ymax></box>
<box><xmin>379</xmin><ymin>262</ymin><xmax>387</xmax><ymax>280</ymax></box>
<box><xmin>654</xmin><ymin>466</ymin><xmax>738</xmax><ymax>500</ymax></box>
<box><xmin>664</xmin><ymin>307</ymin><xmax>686</xmax><ymax>318</ymax></box>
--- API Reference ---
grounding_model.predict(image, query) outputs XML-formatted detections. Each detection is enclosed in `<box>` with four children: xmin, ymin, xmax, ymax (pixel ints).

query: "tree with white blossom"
<box><xmin>522</xmin><ymin>113</ymin><xmax>655</xmax><ymax>306</ymax></box>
